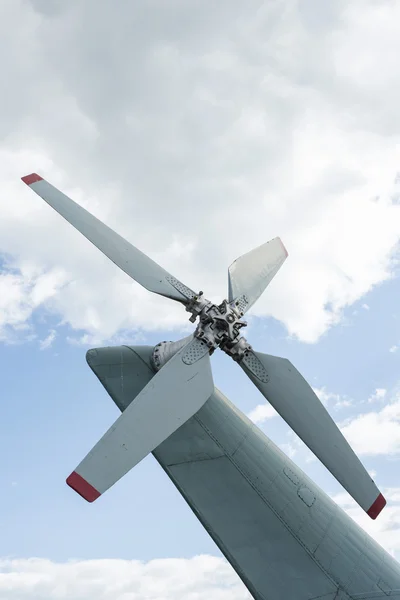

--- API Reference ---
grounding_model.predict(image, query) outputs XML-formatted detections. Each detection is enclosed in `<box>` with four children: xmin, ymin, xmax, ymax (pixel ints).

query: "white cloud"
<box><xmin>334</xmin><ymin>399</ymin><xmax>352</xmax><ymax>409</ymax></box>
<box><xmin>247</xmin><ymin>402</ymin><xmax>277</xmax><ymax>424</ymax></box>
<box><xmin>39</xmin><ymin>328</ymin><xmax>57</xmax><ymax>350</ymax></box>
<box><xmin>313</xmin><ymin>386</ymin><xmax>352</xmax><ymax>410</ymax></box>
<box><xmin>341</xmin><ymin>399</ymin><xmax>400</xmax><ymax>455</ymax></box>
<box><xmin>367</xmin><ymin>388</ymin><xmax>387</xmax><ymax>403</ymax></box>
<box><xmin>333</xmin><ymin>488</ymin><xmax>400</xmax><ymax>560</ymax></box>
<box><xmin>279</xmin><ymin>442</ymin><xmax>297</xmax><ymax>459</ymax></box>
<box><xmin>0</xmin><ymin>555</ymin><xmax>250</xmax><ymax>600</ymax></box>
<box><xmin>390</xmin><ymin>345</ymin><xmax>399</xmax><ymax>353</ymax></box>
<box><xmin>0</xmin><ymin>263</ymin><xmax>67</xmax><ymax>343</ymax></box>
<box><xmin>313</xmin><ymin>386</ymin><xmax>340</xmax><ymax>407</ymax></box>
<box><xmin>362</xmin><ymin>303</ymin><xmax>370</xmax><ymax>310</ymax></box>
<box><xmin>0</xmin><ymin>1</ymin><xmax>400</xmax><ymax>344</ymax></box>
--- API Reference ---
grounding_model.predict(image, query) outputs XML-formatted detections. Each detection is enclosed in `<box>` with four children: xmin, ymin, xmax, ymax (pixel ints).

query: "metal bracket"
<box><xmin>242</xmin><ymin>350</ymin><xmax>269</xmax><ymax>382</ymax></box>
<box><xmin>184</xmin><ymin>292</ymin><xmax>211</xmax><ymax>323</ymax></box>
<box><xmin>165</xmin><ymin>275</ymin><xmax>197</xmax><ymax>301</ymax></box>
<box><xmin>182</xmin><ymin>338</ymin><xmax>210</xmax><ymax>365</ymax></box>
<box><xmin>151</xmin><ymin>336</ymin><xmax>193</xmax><ymax>371</ymax></box>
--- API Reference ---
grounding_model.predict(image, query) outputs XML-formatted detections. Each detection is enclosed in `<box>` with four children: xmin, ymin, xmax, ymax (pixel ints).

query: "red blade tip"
<box><xmin>21</xmin><ymin>173</ymin><xmax>43</xmax><ymax>185</ymax></box>
<box><xmin>66</xmin><ymin>471</ymin><xmax>101</xmax><ymax>503</ymax></box>
<box><xmin>367</xmin><ymin>493</ymin><xmax>386</xmax><ymax>519</ymax></box>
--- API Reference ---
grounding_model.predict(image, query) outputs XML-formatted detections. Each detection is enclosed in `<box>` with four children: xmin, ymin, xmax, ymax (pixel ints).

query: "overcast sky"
<box><xmin>1</xmin><ymin>0</ymin><xmax>400</xmax><ymax>598</ymax></box>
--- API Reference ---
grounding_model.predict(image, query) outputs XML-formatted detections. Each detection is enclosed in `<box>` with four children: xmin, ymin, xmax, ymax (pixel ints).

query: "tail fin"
<box><xmin>86</xmin><ymin>345</ymin><xmax>154</xmax><ymax>412</ymax></box>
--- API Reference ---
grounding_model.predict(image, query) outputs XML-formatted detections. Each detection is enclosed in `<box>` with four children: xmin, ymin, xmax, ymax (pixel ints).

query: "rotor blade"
<box><xmin>67</xmin><ymin>337</ymin><xmax>213</xmax><ymax>501</ymax></box>
<box><xmin>240</xmin><ymin>350</ymin><xmax>386</xmax><ymax>519</ymax></box>
<box><xmin>228</xmin><ymin>237</ymin><xmax>288</xmax><ymax>315</ymax></box>
<box><xmin>21</xmin><ymin>173</ymin><xmax>196</xmax><ymax>304</ymax></box>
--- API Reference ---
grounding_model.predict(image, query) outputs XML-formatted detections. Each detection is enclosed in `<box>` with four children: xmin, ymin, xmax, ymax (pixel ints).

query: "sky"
<box><xmin>1</xmin><ymin>0</ymin><xmax>400</xmax><ymax>598</ymax></box>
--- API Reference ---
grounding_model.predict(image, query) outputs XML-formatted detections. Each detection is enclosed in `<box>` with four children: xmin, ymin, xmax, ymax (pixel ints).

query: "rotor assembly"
<box><xmin>20</xmin><ymin>171</ymin><xmax>386</xmax><ymax>520</ymax></box>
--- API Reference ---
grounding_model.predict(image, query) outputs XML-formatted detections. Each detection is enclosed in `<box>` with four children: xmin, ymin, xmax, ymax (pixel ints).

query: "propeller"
<box><xmin>21</xmin><ymin>173</ymin><xmax>386</xmax><ymax>518</ymax></box>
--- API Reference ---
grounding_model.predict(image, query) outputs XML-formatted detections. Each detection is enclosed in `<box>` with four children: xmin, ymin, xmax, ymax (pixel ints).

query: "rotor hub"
<box><xmin>152</xmin><ymin>295</ymin><xmax>252</xmax><ymax>371</ymax></box>
<box><xmin>191</xmin><ymin>297</ymin><xmax>251</xmax><ymax>361</ymax></box>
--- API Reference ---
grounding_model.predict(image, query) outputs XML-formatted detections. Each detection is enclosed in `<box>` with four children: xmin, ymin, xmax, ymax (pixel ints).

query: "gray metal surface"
<box><xmin>228</xmin><ymin>237</ymin><xmax>288</xmax><ymax>314</ymax></box>
<box><xmin>21</xmin><ymin>174</ymin><xmax>195</xmax><ymax>303</ymax></box>
<box><xmin>86</xmin><ymin>344</ymin><xmax>400</xmax><ymax>600</ymax></box>
<box><xmin>241</xmin><ymin>351</ymin><xmax>383</xmax><ymax>518</ymax></box>
<box><xmin>70</xmin><ymin>338</ymin><xmax>213</xmax><ymax>497</ymax></box>
<box><xmin>192</xmin><ymin>298</ymin><xmax>251</xmax><ymax>360</ymax></box>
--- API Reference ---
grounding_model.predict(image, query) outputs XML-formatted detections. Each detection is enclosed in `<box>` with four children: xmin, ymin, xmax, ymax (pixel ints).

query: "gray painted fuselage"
<box><xmin>87</xmin><ymin>344</ymin><xmax>400</xmax><ymax>600</ymax></box>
